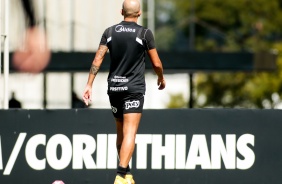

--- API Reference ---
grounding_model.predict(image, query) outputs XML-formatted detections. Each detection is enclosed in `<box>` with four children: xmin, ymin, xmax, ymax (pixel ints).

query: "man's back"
<box><xmin>101</xmin><ymin>21</ymin><xmax>153</xmax><ymax>94</ymax></box>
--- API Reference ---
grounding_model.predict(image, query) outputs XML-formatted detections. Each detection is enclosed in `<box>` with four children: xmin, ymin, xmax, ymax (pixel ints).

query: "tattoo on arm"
<box><xmin>97</xmin><ymin>45</ymin><xmax>108</xmax><ymax>59</ymax></box>
<box><xmin>89</xmin><ymin>45</ymin><xmax>107</xmax><ymax>75</ymax></box>
<box><xmin>90</xmin><ymin>64</ymin><xmax>100</xmax><ymax>75</ymax></box>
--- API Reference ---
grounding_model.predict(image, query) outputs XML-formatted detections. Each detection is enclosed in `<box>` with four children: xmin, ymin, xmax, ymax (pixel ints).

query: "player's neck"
<box><xmin>124</xmin><ymin>17</ymin><xmax>138</xmax><ymax>23</ymax></box>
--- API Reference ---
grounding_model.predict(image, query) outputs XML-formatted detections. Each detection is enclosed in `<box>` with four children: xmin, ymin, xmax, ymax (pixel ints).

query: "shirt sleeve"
<box><xmin>99</xmin><ymin>28</ymin><xmax>108</xmax><ymax>46</ymax></box>
<box><xmin>144</xmin><ymin>29</ymin><xmax>156</xmax><ymax>50</ymax></box>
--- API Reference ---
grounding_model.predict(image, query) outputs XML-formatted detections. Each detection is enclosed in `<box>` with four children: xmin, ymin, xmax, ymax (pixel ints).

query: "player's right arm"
<box><xmin>83</xmin><ymin>45</ymin><xmax>108</xmax><ymax>105</ymax></box>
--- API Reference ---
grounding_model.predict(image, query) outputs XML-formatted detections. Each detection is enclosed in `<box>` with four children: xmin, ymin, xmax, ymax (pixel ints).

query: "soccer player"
<box><xmin>83</xmin><ymin>0</ymin><xmax>166</xmax><ymax>183</ymax></box>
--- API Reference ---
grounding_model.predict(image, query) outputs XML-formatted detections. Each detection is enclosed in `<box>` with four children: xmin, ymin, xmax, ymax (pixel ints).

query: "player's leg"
<box><xmin>119</xmin><ymin>93</ymin><xmax>144</xmax><ymax>168</ymax></box>
<box><xmin>117</xmin><ymin>113</ymin><xmax>141</xmax><ymax>184</ymax></box>
<box><xmin>109</xmin><ymin>96</ymin><xmax>124</xmax><ymax>157</ymax></box>
<box><xmin>115</xmin><ymin>117</ymin><xmax>123</xmax><ymax>157</ymax></box>
<box><xmin>118</xmin><ymin>113</ymin><xmax>141</xmax><ymax>168</ymax></box>
<box><xmin>109</xmin><ymin>95</ymin><xmax>129</xmax><ymax>184</ymax></box>
<box><xmin>114</xmin><ymin>93</ymin><xmax>143</xmax><ymax>184</ymax></box>
<box><xmin>116</xmin><ymin>116</ymin><xmax>136</xmax><ymax>184</ymax></box>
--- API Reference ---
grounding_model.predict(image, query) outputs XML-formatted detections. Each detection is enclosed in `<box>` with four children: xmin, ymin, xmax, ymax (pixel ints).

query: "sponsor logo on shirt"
<box><xmin>110</xmin><ymin>86</ymin><xmax>128</xmax><ymax>91</ymax></box>
<box><xmin>111</xmin><ymin>76</ymin><xmax>129</xmax><ymax>83</ymax></box>
<box><xmin>115</xmin><ymin>25</ymin><xmax>136</xmax><ymax>33</ymax></box>
<box><xmin>125</xmin><ymin>100</ymin><xmax>140</xmax><ymax>110</ymax></box>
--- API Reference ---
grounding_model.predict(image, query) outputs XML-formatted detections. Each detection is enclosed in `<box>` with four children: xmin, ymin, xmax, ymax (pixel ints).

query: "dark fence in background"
<box><xmin>5</xmin><ymin>51</ymin><xmax>277</xmax><ymax>73</ymax></box>
<box><xmin>0</xmin><ymin>109</ymin><xmax>282</xmax><ymax>184</ymax></box>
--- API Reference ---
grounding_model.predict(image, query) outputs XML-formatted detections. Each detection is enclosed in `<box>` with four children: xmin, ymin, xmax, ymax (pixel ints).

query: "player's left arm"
<box><xmin>144</xmin><ymin>29</ymin><xmax>166</xmax><ymax>90</ymax></box>
<box><xmin>147</xmin><ymin>49</ymin><xmax>166</xmax><ymax>90</ymax></box>
<box><xmin>83</xmin><ymin>45</ymin><xmax>108</xmax><ymax>105</ymax></box>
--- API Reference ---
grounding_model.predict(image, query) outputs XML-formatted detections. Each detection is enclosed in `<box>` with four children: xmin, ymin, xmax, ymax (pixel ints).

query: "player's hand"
<box><xmin>158</xmin><ymin>78</ymin><xmax>166</xmax><ymax>90</ymax></box>
<box><xmin>83</xmin><ymin>85</ymin><xmax>92</xmax><ymax>106</ymax></box>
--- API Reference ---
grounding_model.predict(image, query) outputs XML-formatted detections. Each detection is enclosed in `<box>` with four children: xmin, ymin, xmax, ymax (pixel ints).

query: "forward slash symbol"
<box><xmin>3</xmin><ymin>133</ymin><xmax>27</xmax><ymax>175</ymax></box>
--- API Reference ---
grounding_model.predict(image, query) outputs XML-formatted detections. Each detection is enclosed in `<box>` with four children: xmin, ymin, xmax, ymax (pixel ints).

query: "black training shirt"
<box><xmin>100</xmin><ymin>21</ymin><xmax>155</xmax><ymax>95</ymax></box>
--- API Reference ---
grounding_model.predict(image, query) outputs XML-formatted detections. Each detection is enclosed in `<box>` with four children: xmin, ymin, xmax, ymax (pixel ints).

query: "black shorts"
<box><xmin>108</xmin><ymin>93</ymin><xmax>144</xmax><ymax>118</ymax></box>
